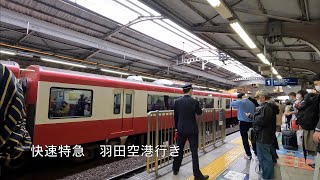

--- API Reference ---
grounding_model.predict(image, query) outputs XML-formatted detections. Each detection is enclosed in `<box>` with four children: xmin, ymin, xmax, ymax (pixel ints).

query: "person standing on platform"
<box><xmin>312</xmin><ymin>74</ymin><xmax>320</xmax><ymax>144</ymax></box>
<box><xmin>247</xmin><ymin>90</ymin><xmax>278</xmax><ymax>180</ymax></box>
<box><xmin>172</xmin><ymin>84</ymin><xmax>209</xmax><ymax>180</ymax></box>
<box><xmin>230</xmin><ymin>93</ymin><xmax>257</xmax><ymax>160</ymax></box>
<box><xmin>284</xmin><ymin>92</ymin><xmax>299</xmax><ymax>128</ymax></box>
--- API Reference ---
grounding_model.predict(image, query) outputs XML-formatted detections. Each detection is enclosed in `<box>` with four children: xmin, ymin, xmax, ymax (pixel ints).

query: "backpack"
<box><xmin>299</xmin><ymin>94</ymin><xmax>320</xmax><ymax>130</ymax></box>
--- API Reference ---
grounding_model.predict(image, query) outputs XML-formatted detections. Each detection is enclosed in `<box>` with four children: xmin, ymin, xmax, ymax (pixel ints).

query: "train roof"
<box><xmin>23</xmin><ymin>65</ymin><xmax>236</xmax><ymax>98</ymax></box>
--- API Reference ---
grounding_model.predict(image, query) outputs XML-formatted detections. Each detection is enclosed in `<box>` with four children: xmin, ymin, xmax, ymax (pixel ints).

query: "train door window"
<box><xmin>217</xmin><ymin>99</ymin><xmax>221</xmax><ymax>108</ymax></box>
<box><xmin>114</xmin><ymin>93</ymin><xmax>121</xmax><ymax>114</ymax></box>
<box><xmin>226</xmin><ymin>99</ymin><xmax>231</xmax><ymax>109</ymax></box>
<box><xmin>125</xmin><ymin>93</ymin><xmax>132</xmax><ymax>114</ymax></box>
<box><xmin>48</xmin><ymin>87</ymin><xmax>93</xmax><ymax>119</ymax></box>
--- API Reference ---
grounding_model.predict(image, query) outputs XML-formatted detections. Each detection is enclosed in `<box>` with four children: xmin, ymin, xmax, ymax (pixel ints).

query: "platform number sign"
<box><xmin>266</xmin><ymin>79</ymin><xmax>272</xmax><ymax>86</ymax></box>
<box><xmin>265</xmin><ymin>78</ymin><xmax>298</xmax><ymax>86</ymax></box>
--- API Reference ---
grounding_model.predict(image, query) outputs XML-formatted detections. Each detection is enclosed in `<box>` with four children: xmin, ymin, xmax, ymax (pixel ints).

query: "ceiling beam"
<box><xmin>238</xmin><ymin>57</ymin><xmax>320</xmax><ymax>74</ymax></box>
<box><xmin>192</xmin><ymin>22</ymin><xmax>320</xmax><ymax>56</ymax></box>
<box><xmin>223</xmin><ymin>45</ymin><xmax>314</xmax><ymax>52</ymax></box>
<box><xmin>0</xmin><ymin>7</ymin><xmax>237</xmax><ymax>86</ymax></box>
<box><xmin>232</xmin><ymin>7</ymin><xmax>317</xmax><ymax>24</ymax></box>
<box><xmin>180</xmin><ymin>0</ymin><xmax>216</xmax><ymax>26</ymax></box>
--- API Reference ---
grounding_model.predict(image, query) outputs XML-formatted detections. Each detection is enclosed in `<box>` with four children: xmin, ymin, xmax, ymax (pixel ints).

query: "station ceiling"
<box><xmin>141</xmin><ymin>0</ymin><xmax>320</xmax><ymax>80</ymax></box>
<box><xmin>0</xmin><ymin>0</ymin><xmax>319</xmax><ymax>90</ymax></box>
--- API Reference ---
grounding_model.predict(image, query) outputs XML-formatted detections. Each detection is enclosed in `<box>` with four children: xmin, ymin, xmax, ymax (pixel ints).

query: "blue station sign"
<box><xmin>265</xmin><ymin>78</ymin><xmax>298</xmax><ymax>86</ymax></box>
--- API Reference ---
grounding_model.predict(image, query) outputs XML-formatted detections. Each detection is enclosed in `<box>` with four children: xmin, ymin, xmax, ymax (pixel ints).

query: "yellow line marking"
<box><xmin>186</xmin><ymin>138</ymin><xmax>245</xmax><ymax>180</ymax></box>
<box><xmin>231</xmin><ymin>136</ymin><xmax>242</xmax><ymax>145</ymax></box>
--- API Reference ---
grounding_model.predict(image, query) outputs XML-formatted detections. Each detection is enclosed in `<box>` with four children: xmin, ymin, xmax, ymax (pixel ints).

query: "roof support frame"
<box><xmin>0</xmin><ymin>7</ymin><xmax>237</xmax><ymax>86</ymax></box>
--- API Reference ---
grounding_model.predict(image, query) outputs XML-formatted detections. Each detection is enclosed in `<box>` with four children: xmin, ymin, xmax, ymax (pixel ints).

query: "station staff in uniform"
<box><xmin>172</xmin><ymin>84</ymin><xmax>209</xmax><ymax>180</ymax></box>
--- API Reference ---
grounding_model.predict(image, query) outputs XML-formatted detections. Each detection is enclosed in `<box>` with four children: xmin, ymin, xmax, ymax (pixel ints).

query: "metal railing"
<box><xmin>146</xmin><ymin>108</ymin><xmax>226</xmax><ymax>178</ymax></box>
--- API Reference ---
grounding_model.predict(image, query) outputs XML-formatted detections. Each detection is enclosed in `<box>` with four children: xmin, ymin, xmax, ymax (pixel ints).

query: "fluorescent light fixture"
<box><xmin>0</xmin><ymin>50</ymin><xmax>16</xmax><ymax>56</ymax></box>
<box><xmin>208</xmin><ymin>0</ymin><xmax>233</xmax><ymax>19</ymax></box>
<box><xmin>209</xmin><ymin>88</ymin><xmax>217</xmax><ymax>91</ymax></box>
<box><xmin>100</xmin><ymin>68</ymin><xmax>130</xmax><ymax>76</ymax></box>
<box><xmin>257</xmin><ymin>53</ymin><xmax>271</xmax><ymax>65</ymax></box>
<box><xmin>140</xmin><ymin>76</ymin><xmax>157</xmax><ymax>81</ymax></box>
<box><xmin>230</xmin><ymin>21</ymin><xmax>257</xmax><ymax>49</ymax></box>
<box><xmin>207</xmin><ymin>0</ymin><xmax>221</xmax><ymax>7</ymax></box>
<box><xmin>41</xmin><ymin>57</ymin><xmax>87</xmax><ymax>68</ymax></box>
<box><xmin>276</xmin><ymin>75</ymin><xmax>282</xmax><ymax>79</ymax></box>
<box><xmin>194</xmin><ymin>85</ymin><xmax>208</xmax><ymax>89</ymax></box>
<box><xmin>271</xmin><ymin>67</ymin><xmax>278</xmax><ymax>75</ymax></box>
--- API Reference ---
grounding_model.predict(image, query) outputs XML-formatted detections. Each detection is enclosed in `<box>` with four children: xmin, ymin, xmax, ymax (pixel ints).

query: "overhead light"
<box><xmin>140</xmin><ymin>76</ymin><xmax>157</xmax><ymax>80</ymax></box>
<box><xmin>207</xmin><ymin>0</ymin><xmax>233</xmax><ymax>19</ymax></box>
<box><xmin>100</xmin><ymin>68</ymin><xmax>130</xmax><ymax>76</ymax></box>
<box><xmin>230</xmin><ymin>21</ymin><xmax>257</xmax><ymax>49</ymax></box>
<box><xmin>41</xmin><ymin>57</ymin><xmax>87</xmax><ymax>68</ymax></box>
<box><xmin>257</xmin><ymin>53</ymin><xmax>271</xmax><ymax>65</ymax></box>
<box><xmin>207</xmin><ymin>0</ymin><xmax>221</xmax><ymax>7</ymax></box>
<box><xmin>194</xmin><ymin>85</ymin><xmax>208</xmax><ymax>89</ymax></box>
<box><xmin>276</xmin><ymin>75</ymin><xmax>282</xmax><ymax>79</ymax></box>
<box><xmin>0</xmin><ymin>50</ymin><xmax>16</xmax><ymax>56</ymax></box>
<box><xmin>271</xmin><ymin>67</ymin><xmax>278</xmax><ymax>75</ymax></box>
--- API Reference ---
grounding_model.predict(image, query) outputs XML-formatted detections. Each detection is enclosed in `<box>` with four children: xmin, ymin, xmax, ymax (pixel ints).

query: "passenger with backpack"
<box><xmin>296</xmin><ymin>75</ymin><xmax>320</xmax><ymax>169</ymax></box>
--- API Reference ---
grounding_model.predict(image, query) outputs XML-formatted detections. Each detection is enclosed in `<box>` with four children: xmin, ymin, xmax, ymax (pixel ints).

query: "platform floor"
<box><xmin>130</xmin><ymin>132</ymin><xmax>317</xmax><ymax>180</ymax></box>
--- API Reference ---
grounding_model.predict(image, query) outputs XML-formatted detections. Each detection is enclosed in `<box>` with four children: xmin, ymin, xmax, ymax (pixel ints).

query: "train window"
<box><xmin>204</xmin><ymin>98</ymin><xmax>214</xmax><ymax>108</ymax></box>
<box><xmin>125</xmin><ymin>93</ymin><xmax>132</xmax><ymax>114</ymax></box>
<box><xmin>226</xmin><ymin>99</ymin><xmax>231</xmax><ymax>109</ymax></box>
<box><xmin>114</xmin><ymin>93</ymin><xmax>121</xmax><ymax>114</ymax></box>
<box><xmin>147</xmin><ymin>95</ymin><xmax>177</xmax><ymax>112</ymax></box>
<box><xmin>48</xmin><ymin>87</ymin><xmax>93</xmax><ymax>119</ymax></box>
<box><xmin>198</xmin><ymin>98</ymin><xmax>204</xmax><ymax>108</ymax></box>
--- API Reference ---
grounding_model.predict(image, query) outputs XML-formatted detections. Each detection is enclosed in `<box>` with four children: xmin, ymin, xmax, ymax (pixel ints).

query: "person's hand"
<box><xmin>313</xmin><ymin>131</ymin><xmax>320</xmax><ymax>143</ymax></box>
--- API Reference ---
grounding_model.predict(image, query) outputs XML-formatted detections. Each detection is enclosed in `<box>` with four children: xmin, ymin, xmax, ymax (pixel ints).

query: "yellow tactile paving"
<box><xmin>186</xmin><ymin>137</ymin><xmax>245</xmax><ymax>180</ymax></box>
<box><xmin>230</xmin><ymin>137</ymin><xmax>242</xmax><ymax>145</ymax></box>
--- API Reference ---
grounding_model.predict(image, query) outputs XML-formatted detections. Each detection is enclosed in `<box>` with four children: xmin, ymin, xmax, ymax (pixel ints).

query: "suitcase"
<box><xmin>282</xmin><ymin>129</ymin><xmax>298</xmax><ymax>150</ymax></box>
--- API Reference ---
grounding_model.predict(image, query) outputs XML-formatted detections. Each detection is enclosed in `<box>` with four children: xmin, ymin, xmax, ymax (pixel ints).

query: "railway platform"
<box><xmin>130</xmin><ymin>132</ymin><xmax>317</xmax><ymax>180</ymax></box>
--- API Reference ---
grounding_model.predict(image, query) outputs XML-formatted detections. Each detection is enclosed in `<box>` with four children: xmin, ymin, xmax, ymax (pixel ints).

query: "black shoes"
<box><xmin>194</xmin><ymin>175</ymin><xmax>209</xmax><ymax>180</ymax></box>
<box><xmin>308</xmin><ymin>163</ymin><xmax>315</xmax><ymax>169</ymax></box>
<box><xmin>173</xmin><ymin>170</ymin><xmax>179</xmax><ymax>175</ymax></box>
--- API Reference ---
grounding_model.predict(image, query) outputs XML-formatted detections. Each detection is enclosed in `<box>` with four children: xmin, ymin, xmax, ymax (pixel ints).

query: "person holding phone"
<box><xmin>231</xmin><ymin>93</ymin><xmax>257</xmax><ymax>160</ymax></box>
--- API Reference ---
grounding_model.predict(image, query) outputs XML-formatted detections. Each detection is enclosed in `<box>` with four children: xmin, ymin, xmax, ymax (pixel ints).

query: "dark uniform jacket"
<box><xmin>252</xmin><ymin>102</ymin><xmax>278</xmax><ymax>144</ymax></box>
<box><xmin>174</xmin><ymin>95</ymin><xmax>202</xmax><ymax>134</ymax></box>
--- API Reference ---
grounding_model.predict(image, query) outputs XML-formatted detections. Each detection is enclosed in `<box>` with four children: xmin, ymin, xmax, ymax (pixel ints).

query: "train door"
<box><xmin>122</xmin><ymin>90</ymin><xmax>134</xmax><ymax>131</ymax></box>
<box><xmin>113</xmin><ymin>89</ymin><xmax>134</xmax><ymax>132</ymax></box>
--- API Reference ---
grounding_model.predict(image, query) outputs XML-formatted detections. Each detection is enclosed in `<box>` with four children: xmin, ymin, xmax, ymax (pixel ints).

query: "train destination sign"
<box><xmin>265</xmin><ymin>78</ymin><xmax>298</xmax><ymax>86</ymax></box>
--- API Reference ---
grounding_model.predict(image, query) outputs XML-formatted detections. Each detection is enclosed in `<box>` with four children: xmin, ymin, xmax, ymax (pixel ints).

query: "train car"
<box><xmin>0</xmin><ymin>64</ymin><xmax>236</xmax><ymax>161</ymax></box>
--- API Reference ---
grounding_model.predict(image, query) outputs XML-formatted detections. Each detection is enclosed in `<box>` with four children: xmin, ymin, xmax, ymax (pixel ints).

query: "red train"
<box><xmin>2</xmin><ymin>61</ymin><xmax>238</xmax><ymax>157</ymax></box>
